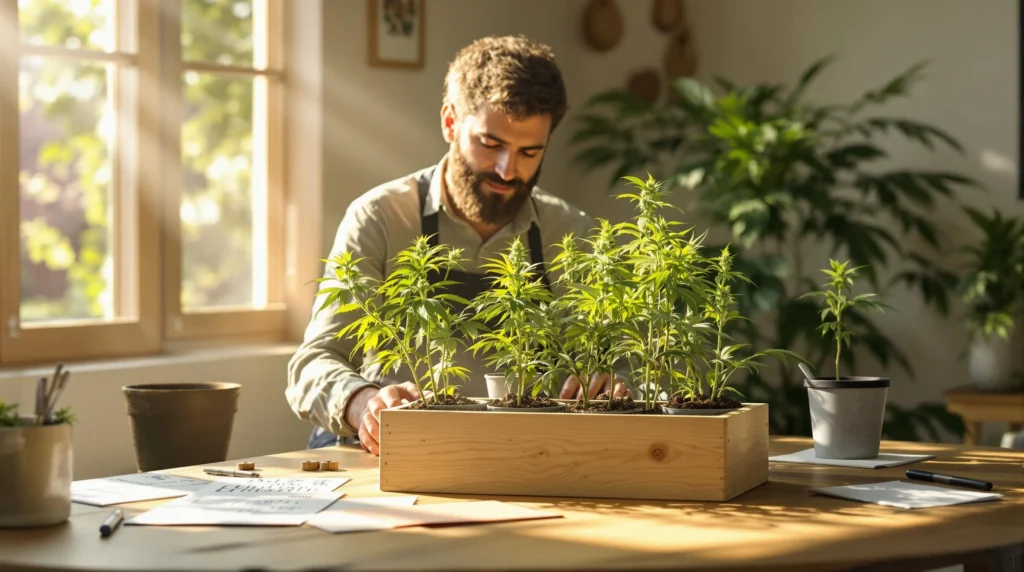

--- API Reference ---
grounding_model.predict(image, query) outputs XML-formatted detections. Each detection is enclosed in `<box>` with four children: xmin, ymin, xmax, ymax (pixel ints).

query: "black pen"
<box><xmin>906</xmin><ymin>469</ymin><xmax>993</xmax><ymax>491</ymax></box>
<box><xmin>99</xmin><ymin>509</ymin><xmax>124</xmax><ymax>537</ymax></box>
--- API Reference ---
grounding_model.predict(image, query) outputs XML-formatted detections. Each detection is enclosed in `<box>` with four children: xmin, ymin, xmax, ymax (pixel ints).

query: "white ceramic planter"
<box><xmin>0</xmin><ymin>418</ymin><xmax>73</xmax><ymax>528</ymax></box>
<box><xmin>805</xmin><ymin>377</ymin><xmax>890</xmax><ymax>460</ymax></box>
<box><xmin>967</xmin><ymin>333</ymin><xmax>1022</xmax><ymax>391</ymax></box>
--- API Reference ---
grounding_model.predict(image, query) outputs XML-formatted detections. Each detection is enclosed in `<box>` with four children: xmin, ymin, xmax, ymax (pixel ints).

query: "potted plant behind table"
<box><xmin>614</xmin><ymin>175</ymin><xmax>713</xmax><ymax>413</ymax></box>
<box><xmin>957</xmin><ymin>206</ymin><xmax>1024</xmax><ymax>392</ymax></box>
<box><xmin>468</xmin><ymin>237</ymin><xmax>564</xmax><ymax>411</ymax></box>
<box><xmin>0</xmin><ymin>397</ymin><xmax>75</xmax><ymax>528</ymax></box>
<box><xmin>800</xmin><ymin>259</ymin><xmax>890</xmax><ymax>459</ymax></box>
<box><xmin>665</xmin><ymin>246</ymin><xmax>806</xmax><ymax>414</ymax></box>
<box><xmin>546</xmin><ymin>222</ymin><xmax>635</xmax><ymax>413</ymax></box>
<box><xmin>321</xmin><ymin>236</ymin><xmax>484</xmax><ymax>410</ymax></box>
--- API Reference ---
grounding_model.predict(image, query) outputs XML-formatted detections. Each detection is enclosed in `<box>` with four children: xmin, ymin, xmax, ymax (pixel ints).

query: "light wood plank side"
<box><xmin>379</xmin><ymin>406</ymin><xmax>765</xmax><ymax>501</ymax></box>
<box><xmin>724</xmin><ymin>402</ymin><xmax>769</xmax><ymax>500</ymax></box>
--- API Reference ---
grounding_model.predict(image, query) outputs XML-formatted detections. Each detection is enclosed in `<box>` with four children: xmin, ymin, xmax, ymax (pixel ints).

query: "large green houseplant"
<box><xmin>569</xmin><ymin>56</ymin><xmax>972</xmax><ymax>441</ymax></box>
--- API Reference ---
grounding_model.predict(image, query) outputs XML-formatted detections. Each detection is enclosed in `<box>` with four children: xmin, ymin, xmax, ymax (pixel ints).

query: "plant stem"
<box><xmin>835</xmin><ymin>309</ymin><xmax>842</xmax><ymax>381</ymax></box>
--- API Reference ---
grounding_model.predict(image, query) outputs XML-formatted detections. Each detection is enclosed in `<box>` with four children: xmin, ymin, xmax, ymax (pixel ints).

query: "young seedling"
<box><xmin>801</xmin><ymin>259</ymin><xmax>887</xmax><ymax>380</ymax></box>
<box><xmin>469</xmin><ymin>238</ymin><xmax>557</xmax><ymax>407</ymax></box>
<box><xmin>319</xmin><ymin>236</ymin><xmax>473</xmax><ymax>406</ymax></box>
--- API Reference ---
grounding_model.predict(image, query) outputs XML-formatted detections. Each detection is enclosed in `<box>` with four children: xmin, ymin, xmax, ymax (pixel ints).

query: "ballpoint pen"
<box><xmin>906</xmin><ymin>469</ymin><xmax>994</xmax><ymax>491</ymax></box>
<box><xmin>203</xmin><ymin>467</ymin><xmax>261</xmax><ymax>478</ymax></box>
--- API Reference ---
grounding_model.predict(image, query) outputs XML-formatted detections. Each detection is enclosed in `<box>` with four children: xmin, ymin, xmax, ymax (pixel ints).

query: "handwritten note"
<box><xmin>127</xmin><ymin>478</ymin><xmax>350</xmax><ymax>526</ymax></box>
<box><xmin>307</xmin><ymin>500</ymin><xmax>561</xmax><ymax>534</ymax></box>
<box><xmin>72</xmin><ymin>473</ymin><xmax>211</xmax><ymax>506</ymax></box>
<box><xmin>810</xmin><ymin>480</ymin><xmax>1003</xmax><ymax>509</ymax></box>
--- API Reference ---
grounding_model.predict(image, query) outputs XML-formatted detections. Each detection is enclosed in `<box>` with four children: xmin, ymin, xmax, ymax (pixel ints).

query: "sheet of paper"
<box><xmin>71</xmin><ymin>473</ymin><xmax>212</xmax><ymax>506</ymax></box>
<box><xmin>810</xmin><ymin>480</ymin><xmax>1003</xmax><ymax>509</ymax></box>
<box><xmin>306</xmin><ymin>496</ymin><xmax>419</xmax><ymax>533</ymax></box>
<box><xmin>127</xmin><ymin>478</ymin><xmax>350</xmax><ymax>526</ymax></box>
<box><xmin>769</xmin><ymin>448</ymin><xmax>934</xmax><ymax>468</ymax></box>
<box><xmin>308</xmin><ymin>500</ymin><xmax>561</xmax><ymax>534</ymax></box>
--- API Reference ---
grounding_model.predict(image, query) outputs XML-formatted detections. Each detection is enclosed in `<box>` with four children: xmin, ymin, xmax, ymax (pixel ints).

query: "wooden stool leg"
<box><xmin>964</xmin><ymin>422</ymin><xmax>981</xmax><ymax>446</ymax></box>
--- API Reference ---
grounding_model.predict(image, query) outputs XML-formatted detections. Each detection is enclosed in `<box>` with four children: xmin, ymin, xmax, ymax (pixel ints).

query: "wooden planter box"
<box><xmin>379</xmin><ymin>401</ymin><xmax>768</xmax><ymax>502</ymax></box>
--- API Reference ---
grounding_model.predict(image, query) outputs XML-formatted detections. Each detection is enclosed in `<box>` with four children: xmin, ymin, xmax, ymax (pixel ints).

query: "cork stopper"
<box><xmin>320</xmin><ymin>460</ymin><xmax>339</xmax><ymax>471</ymax></box>
<box><xmin>301</xmin><ymin>460</ymin><xmax>320</xmax><ymax>471</ymax></box>
<box><xmin>236</xmin><ymin>461</ymin><xmax>256</xmax><ymax>471</ymax></box>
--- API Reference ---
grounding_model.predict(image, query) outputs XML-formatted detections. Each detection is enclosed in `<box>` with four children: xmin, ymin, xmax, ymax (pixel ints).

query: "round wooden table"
<box><xmin>0</xmin><ymin>438</ymin><xmax>1021</xmax><ymax>571</ymax></box>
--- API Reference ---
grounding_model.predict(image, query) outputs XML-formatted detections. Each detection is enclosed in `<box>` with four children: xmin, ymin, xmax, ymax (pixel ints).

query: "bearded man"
<box><xmin>287</xmin><ymin>35</ymin><xmax>628</xmax><ymax>455</ymax></box>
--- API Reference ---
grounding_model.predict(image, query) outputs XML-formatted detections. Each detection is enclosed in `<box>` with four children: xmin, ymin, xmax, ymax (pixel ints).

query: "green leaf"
<box><xmin>784</xmin><ymin>54</ymin><xmax>836</xmax><ymax>108</ymax></box>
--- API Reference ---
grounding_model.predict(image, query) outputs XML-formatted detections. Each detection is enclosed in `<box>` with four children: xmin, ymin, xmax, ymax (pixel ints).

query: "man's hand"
<box><xmin>355</xmin><ymin>382</ymin><xmax>421</xmax><ymax>456</ymax></box>
<box><xmin>559</xmin><ymin>373</ymin><xmax>631</xmax><ymax>400</ymax></box>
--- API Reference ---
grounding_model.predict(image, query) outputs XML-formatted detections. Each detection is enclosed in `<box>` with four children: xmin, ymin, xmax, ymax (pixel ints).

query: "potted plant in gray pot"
<box><xmin>957</xmin><ymin>206</ymin><xmax>1024</xmax><ymax>392</ymax></box>
<box><xmin>800</xmin><ymin>259</ymin><xmax>890</xmax><ymax>459</ymax></box>
<box><xmin>0</xmin><ymin>397</ymin><xmax>75</xmax><ymax>528</ymax></box>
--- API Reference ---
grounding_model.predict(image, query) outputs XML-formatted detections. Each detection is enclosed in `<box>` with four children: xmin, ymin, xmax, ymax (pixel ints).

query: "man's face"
<box><xmin>441</xmin><ymin>103</ymin><xmax>551</xmax><ymax>227</ymax></box>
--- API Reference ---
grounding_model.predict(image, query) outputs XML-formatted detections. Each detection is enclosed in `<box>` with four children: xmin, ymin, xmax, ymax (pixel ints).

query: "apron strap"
<box><xmin>417</xmin><ymin>168</ymin><xmax>550</xmax><ymax>288</ymax></box>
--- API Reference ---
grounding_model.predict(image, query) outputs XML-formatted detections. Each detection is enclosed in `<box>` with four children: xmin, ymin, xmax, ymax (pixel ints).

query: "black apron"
<box><xmin>308</xmin><ymin>167</ymin><xmax>551</xmax><ymax>448</ymax></box>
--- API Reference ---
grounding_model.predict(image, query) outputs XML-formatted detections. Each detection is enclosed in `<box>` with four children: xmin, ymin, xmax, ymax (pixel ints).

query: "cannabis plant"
<box><xmin>469</xmin><ymin>238</ymin><xmax>558</xmax><ymax>406</ymax></box>
<box><xmin>615</xmin><ymin>175</ymin><xmax>711</xmax><ymax>410</ymax></box>
<box><xmin>570</xmin><ymin>56</ymin><xmax>974</xmax><ymax>440</ymax></box>
<box><xmin>677</xmin><ymin>247</ymin><xmax>805</xmax><ymax>403</ymax></box>
<box><xmin>547</xmin><ymin>223</ymin><xmax>633</xmax><ymax>408</ymax></box>
<box><xmin>801</xmin><ymin>260</ymin><xmax>888</xmax><ymax>379</ymax></box>
<box><xmin>957</xmin><ymin>207</ymin><xmax>1024</xmax><ymax>340</ymax></box>
<box><xmin>319</xmin><ymin>237</ymin><xmax>473</xmax><ymax>406</ymax></box>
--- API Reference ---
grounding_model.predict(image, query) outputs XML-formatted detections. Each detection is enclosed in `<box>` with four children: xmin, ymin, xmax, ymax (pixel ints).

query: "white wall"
<box><xmin>0</xmin><ymin>345</ymin><xmax>310</xmax><ymax>479</ymax></box>
<box><xmin>676</xmin><ymin>0</ymin><xmax>1021</xmax><ymax>441</ymax></box>
<box><xmin>320</xmin><ymin>0</ymin><xmax>1021</xmax><ymax>443</ymax></box>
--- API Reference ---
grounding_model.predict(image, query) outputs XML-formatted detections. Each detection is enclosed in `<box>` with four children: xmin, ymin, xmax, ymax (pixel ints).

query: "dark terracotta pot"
<box><xmin>122</xmin><ymin>382</ymin><xmax>240</xmax><ymax>472</ymax></box>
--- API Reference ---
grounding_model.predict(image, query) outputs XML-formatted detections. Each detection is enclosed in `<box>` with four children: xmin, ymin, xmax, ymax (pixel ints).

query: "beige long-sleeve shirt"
<box><xmin>286</xmin><ymin>155</ymin><xmax>595</xmax><ymax>438</ymax></box>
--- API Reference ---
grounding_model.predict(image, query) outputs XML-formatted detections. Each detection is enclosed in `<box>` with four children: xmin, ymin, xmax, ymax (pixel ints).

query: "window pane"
<box><xmin>181</xmin><ymin>72</ymin><xmax>263</xmax><ymax>310</ymax></box>
<box><xmin>182</xmin><ymin>0</ymin><xmax>254</xmax><ymax>66</ymax></box>
<box><xmin>19</xmin><ymin>57</ymin><xmax>115</xmax><ymax>323</ymax></box>
<box><xmin>18</xmin><ymin>0</ymin><xmax>115</xmax><ymax>51</ymax></box>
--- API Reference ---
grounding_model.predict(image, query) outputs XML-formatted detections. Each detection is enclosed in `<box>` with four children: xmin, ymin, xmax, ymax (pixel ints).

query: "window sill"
<box><xmin>0</xmin><ymin>341</ymin><xmax>299</xmax><ymax>381</ymax></box>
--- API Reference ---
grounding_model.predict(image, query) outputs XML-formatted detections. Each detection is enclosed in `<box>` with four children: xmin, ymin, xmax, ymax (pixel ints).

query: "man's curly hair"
<box><xmin>443</xmin><ymin>35</ymin><xmax>568</xmax><ymax>132</ymax></box>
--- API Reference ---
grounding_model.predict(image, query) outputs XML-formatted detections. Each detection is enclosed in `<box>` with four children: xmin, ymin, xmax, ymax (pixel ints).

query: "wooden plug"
<box><xmin>301</xmin><ymin>460</ymin><xmax>320</xmax><ymax>471</ymax></box>
<box><xmin>320</xmin><ymin>460</ymin><xmax>339</xmax><ymax>471</ymax></box>
<box><xmin>236</xmin><ymin>461</ymin><xmax>256</xmax><ymax>471</ymax></box>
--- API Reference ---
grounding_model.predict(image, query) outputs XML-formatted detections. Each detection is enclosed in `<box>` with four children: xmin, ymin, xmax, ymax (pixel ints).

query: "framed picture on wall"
<box><xmin>368</xmin><ymin>0</ymin><xmax>425</xmax><ymax>69</ymax></box>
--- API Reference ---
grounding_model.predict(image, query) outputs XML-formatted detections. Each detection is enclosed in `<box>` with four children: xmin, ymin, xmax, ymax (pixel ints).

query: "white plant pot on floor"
<box><xmin>967</xmin><ymin>333</ymin><xmax>1022</xmax><ymax>392</ymax></box>
<box><xmin>805</xmin><ymin>377</ymin><xmax>890</xmax><ymax>460</ymax></box>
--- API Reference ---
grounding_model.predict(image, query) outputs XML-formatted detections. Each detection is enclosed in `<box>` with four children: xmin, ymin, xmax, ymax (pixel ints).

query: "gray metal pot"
<box><xmin>0</xmin><ymin>418</ymin><xmax>72</xmax><ymax>528</ymax></box>
<box><xmin>805</xmin><ymin>377</ymin><xmax>890</xmax><ymax>459</ymax></box>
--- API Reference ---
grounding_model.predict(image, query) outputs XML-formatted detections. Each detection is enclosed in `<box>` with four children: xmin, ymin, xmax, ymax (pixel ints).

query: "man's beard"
<box><xmin>446</xmin><ymin>143</ymin><xmax>539</xmax><ymax>226</ymax></box>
